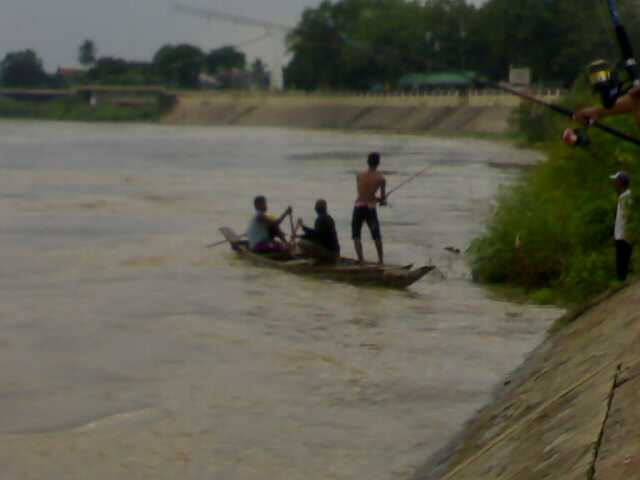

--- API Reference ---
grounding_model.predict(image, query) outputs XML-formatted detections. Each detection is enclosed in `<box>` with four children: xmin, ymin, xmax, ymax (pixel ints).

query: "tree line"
<box><xmin>284</xmin><ymin>0</ymin><xmax>640</xmax><ymax>90</ymax></box>
<box><xmin>0</xmin><ymin>40</ymin><xmax>270</xmax><ymax>90</ymax></box>
<box><xmin>3</xmin><ymin>0</ymin><xmax>640</xmax><ymax>91</ymax></box>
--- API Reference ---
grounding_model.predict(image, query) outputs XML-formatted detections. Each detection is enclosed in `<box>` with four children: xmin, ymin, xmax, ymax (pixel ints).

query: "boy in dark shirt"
<box><xmin>296</xmin><ymin>199</ymin><xmax>340</xmax><ymax>263</ymax></box>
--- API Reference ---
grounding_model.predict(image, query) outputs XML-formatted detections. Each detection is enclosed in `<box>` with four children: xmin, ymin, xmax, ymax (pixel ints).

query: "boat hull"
<box><xmin>219</xmin><ymin>227</ymin><xmax>433</xmax><ymax>289</ymax></box>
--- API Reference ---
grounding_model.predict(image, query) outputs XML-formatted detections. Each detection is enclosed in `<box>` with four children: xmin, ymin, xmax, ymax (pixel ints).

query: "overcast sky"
<box><xmin>1</xmin><ymin>0</ymin><xmax>485</xmax><ymax>73</ymax></box>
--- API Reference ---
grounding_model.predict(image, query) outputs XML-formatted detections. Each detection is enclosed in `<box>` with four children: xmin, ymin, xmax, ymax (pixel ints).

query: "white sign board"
<box><xmin>509</xmin><ymin>67</ymin><xmax>531</xmax><ymax>86</ymax></box>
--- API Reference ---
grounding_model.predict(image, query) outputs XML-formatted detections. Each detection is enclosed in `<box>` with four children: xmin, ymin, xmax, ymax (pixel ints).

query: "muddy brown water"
<box><xmin>0</xmin><ymin>121</ymin><xmax>561</xmax><ymax>479</ymax></box>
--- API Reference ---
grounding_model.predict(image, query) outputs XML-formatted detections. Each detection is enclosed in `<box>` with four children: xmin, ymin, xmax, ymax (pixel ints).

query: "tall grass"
<box><xmin>470</xmin><ymin>82</ymin><xmax>640</xmax><ymax>303</ymax></box>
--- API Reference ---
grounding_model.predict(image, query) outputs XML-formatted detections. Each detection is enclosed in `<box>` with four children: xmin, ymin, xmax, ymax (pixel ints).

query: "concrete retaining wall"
<box><xmin>163</xmin><ymin>92</ymin><xmax>561</xmax><ymax>135</ymax></box>
<box><xmin>415</xmin><ymin>283</ymin><xmax>640</xmax><ymax>480</ymax></box>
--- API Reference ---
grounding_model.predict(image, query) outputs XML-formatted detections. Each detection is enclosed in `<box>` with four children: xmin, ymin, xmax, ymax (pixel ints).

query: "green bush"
<box><xmin>511</xmin><ymin>102</ymin><xmax>560</xmax><ymax>145</ymax></box>
<box><xmin>564</xmin><ymin>250</ymin><xmax>613</xmax><ymax>301</ymax></box>
<box><xmin>471</xmin><ymin>81</ymin><xmax>640</xmax><ymax>303</ymax></box>
<box><xmin>530</xmin><ymin>288</ymin><xmax>555</xmax><ymax>305</ymax></box>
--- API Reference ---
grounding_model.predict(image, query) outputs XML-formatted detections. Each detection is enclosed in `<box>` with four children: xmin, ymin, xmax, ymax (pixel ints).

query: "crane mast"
<box><xmin>173</xmin><ymin>3</ymin><xmax>292</xmax><ymax>89</ymax></box>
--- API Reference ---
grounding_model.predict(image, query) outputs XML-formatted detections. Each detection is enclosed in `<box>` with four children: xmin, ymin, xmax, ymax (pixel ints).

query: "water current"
<box><xmin>0</xmin><ymin>121</ymin><xmax>561</xmax><ymax>479</ymax></box>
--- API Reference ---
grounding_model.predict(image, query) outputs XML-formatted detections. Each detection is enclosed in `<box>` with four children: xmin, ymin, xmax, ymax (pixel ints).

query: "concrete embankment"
<box><xmin>163</xmin><ymin>92</ymin><xmax>558</xmax><ymax>135</ymax></box>
<box><xmin>416</xmin><ymin>283</ymin><xmax>640</xmax><ymax>480</ymax></box>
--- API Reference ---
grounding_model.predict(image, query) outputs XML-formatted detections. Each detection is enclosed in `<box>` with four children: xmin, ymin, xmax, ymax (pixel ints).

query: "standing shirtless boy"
<box><xmin>352</xmin><ymin>152</ymin><xmax>386</xmax><ymax>264</ymax></box>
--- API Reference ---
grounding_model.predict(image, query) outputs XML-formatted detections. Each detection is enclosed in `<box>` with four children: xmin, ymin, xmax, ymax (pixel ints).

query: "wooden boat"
<box><xmin>220</xmin><ymin>227</ymin><xmax>434</xmax><ymax>289</ymax></box>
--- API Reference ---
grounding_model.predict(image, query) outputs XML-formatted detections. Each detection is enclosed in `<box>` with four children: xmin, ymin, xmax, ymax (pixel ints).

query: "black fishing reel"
<box><xmin>588</xmin><ymin>59</ymin><xmax>632</xmax><ymax>109</ymax></box>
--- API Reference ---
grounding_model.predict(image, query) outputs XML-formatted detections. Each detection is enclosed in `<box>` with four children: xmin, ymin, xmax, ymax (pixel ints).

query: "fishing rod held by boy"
<box><xmin>475</xmin><ymin>78</ymin><xmax>640</xmax><ymax>148</ymax></box>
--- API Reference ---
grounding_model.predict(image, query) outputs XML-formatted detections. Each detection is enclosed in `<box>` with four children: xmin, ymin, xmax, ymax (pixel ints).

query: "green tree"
<box><xmin>86</xmin><ymin>57</ymin><xmax>159</xmax><ymax>85</ymax></box>
<box><xmin>78</xmin><ymin>39</ymin><xmax>97</xmax><ymax>66</ymax></box>
<box><xmin>284</xmin><ymin>0</ymin><xmax>345</xmax><ymax>90</ymax></box>
<box><xmin>89</xmin><ymin>57</ymin><xmax>129</xmax><ymax>78</ymax></box>
<box><xmin>205</xmin><ymin>46</ymin><xmax>246</xmax><ymax>74</ymax></box>
<box><xmin>284</xmin><ymin>0</ymin><xmax>477</xmax><ymax>91</ymax></box>
<box><xmin>152</xmin><ymin>44</ymin><xmax>205</xmax><ymax>88</ymax></box>
<box><xmin>283</xmin><ymin>0</ymin><xmax>640</xmax><ymax>90</ymax></box>
<box><xmin>471</xmin><ymin>0</ymin><xmax>640</xmax><ymax>84</ymax></box>
<box><xmin>0</xmin><ymin>49</ymin><xmax>48</xmax><ymax>88</ymax></box>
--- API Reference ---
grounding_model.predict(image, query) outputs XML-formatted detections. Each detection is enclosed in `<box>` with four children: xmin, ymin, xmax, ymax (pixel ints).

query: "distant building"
<box><xmin>397</xmin><ymin>71</ymin><xmax>476</xmax><ymax>92</ymax></box>
<box><xmin>198</xmin><ymin>72</ymin><xmax>222</xmax><ymax>90</ymax></box>
<box><xmin>56</xmin><ymin>66</ymin><xmax>88</xmax><ymax>78</ymax></box>
<box><xmin>201</xmin><ymin>68</ymin><xmax>271</xmax><ymax>91</ymax></box>
<box><xmin>509</xmin><ymin>67</ymin><xmax>531</xmax><ymax>87</ymax></box>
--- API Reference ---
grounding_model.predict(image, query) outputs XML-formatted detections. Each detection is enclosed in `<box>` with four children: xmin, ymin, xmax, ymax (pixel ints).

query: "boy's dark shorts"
<box><xmin>351</xmin><ymin>206</ymin><xmax>381</xmax><ymax>240</ymax></box>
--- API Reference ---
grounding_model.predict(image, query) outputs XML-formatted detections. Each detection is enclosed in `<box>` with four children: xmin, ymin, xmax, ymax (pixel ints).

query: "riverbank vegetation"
<box><xmin>0</xmin><ymin>96</ymin><xmax>166</xmax><ymax>122</ymax></box>
<box><xmin>469</xmin><ymin>81</ymin><xmax>640</xmax><ymax>304</ymax></box>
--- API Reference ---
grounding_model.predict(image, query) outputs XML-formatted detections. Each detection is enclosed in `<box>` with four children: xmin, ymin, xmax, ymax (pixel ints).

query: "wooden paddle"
<box><xmin>206</xmin><ymin>239</ymin><xmax>228</xmax><ymax>249</ymax></box>
<box><xmin>206</xmin><ymin>233</ymin><xmax>246</xmax><ymax>248</ymax></box>
<box><xmin>288</xmin><ymin>207</ymin><xmax>296</xmax><ymax>243</ymax></box>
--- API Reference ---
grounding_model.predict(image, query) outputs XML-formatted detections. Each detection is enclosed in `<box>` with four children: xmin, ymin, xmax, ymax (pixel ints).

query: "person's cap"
<box><xmin>610</xmin><ymin>171</ymin><xmax>630</xmax><ymax>183</ymax></box>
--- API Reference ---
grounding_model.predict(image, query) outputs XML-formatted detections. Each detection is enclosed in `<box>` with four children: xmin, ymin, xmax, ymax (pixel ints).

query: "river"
<box><xmin>0</xmin><ymin>121</ymin><xmax>560</xmax><ymax>479</ymax></box>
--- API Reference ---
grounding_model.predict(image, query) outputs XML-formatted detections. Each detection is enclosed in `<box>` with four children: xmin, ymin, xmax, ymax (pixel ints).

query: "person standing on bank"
<box><xmin>352</xmin><ymin>152</ymin><xmax>386</xmax><ymax>264</ymax></box>
<box><xmin>612</xmin><ymin>171</ymin><xmax>633</xmax><ymax>281</ymax></box>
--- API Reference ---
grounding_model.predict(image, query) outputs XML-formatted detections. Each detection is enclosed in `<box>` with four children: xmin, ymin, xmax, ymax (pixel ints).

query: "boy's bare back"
<box><xmin>356</xmin><ymin>170</ymin><xmax>385</xmax><ymax>207</ymax></box>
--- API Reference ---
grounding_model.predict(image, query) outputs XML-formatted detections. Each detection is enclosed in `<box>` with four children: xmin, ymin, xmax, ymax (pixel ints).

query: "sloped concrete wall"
<box><xmin>415</xmin><ymin>283</ymin><xmax>640</xmax><ymax>480</ymax></box>
<box><xmin>164</xmin><ymin>93</ymin><xmax>520</xmax><ymax>135</ymax></box>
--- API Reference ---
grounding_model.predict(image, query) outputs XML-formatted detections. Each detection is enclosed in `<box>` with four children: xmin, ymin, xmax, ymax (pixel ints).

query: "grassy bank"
<box><xmin>469</xmin><ymin>82</ymin><xmax>640</xmax><ymax>304</ymax></box>
<box><xmin>0</xmin><ymin>96</ymin><xmax>167</xmax><ymax>122</ymax></box>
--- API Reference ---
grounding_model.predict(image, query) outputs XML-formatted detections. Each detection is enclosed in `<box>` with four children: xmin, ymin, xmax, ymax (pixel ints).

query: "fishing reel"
<box><xmin>588</xmin><ymin>59</ymin><xmax>632</xmax><ymax>109</ymax></box>
<box><xmin>562</xmin><ymin>127</ymin><xmax>591</xmax><ymax>147</ymax></box>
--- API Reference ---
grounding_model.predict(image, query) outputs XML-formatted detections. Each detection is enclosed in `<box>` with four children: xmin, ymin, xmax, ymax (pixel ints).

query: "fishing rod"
<box><xmin>589</xmin><ymin>0</ymin><xmax>640</xmax><ymax>108</ymax></box>
<box><xmin>476</xmin><ymin>78</ymin><xmax>640</xmax><ymax>147</ymax></box>
<box><xmin>606</xmin><ymin>0</ymin><xmax>639</xmax><ymax>85</ymax></box>
<box><xmin>386</xmin><ymin>164</ymin><xmax>433</xmax><ymax>198</ymax></box>
<box><xmin>480</xmin><ymin>1</ymin><xmax>640</xmax><ymax>148</ymax></box>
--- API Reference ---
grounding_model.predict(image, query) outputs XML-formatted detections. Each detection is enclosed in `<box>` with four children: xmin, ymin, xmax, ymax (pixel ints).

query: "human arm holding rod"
<box><xmin>574</xmin><ymin>88</ymin><xmax>640</xmax><ymax>125</ymax></box>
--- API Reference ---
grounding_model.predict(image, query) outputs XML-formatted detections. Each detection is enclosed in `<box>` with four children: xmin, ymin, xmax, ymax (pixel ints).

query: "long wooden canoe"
<box><xmin>219</xmin><ymin>227</ymin><xmax>434</xmax><ymax>289</ymax></box>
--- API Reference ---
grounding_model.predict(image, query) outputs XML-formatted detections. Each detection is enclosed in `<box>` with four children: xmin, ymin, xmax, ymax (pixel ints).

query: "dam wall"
<box><xmin>164</xmin><ymin>91</ymin><xmax>562</xmax><ymax>135</ymax></box>
<box><xmin>416</xmin><ymin>283</ymin><xmax>640</xmax><ymax>480</ymax></box>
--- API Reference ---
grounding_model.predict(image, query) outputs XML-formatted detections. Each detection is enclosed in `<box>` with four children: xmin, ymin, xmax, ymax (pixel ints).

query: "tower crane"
<box><xmin>173</xmin><ymin>3</ymin><xmax>293</xmax><ymax>89</ymax></box>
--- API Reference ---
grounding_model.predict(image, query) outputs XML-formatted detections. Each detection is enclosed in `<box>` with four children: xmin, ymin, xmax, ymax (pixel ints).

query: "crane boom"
<box><xmin>173</xmin><ymin>4</ymin><xmax>292</xmax><ymax>33</ymax></box>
